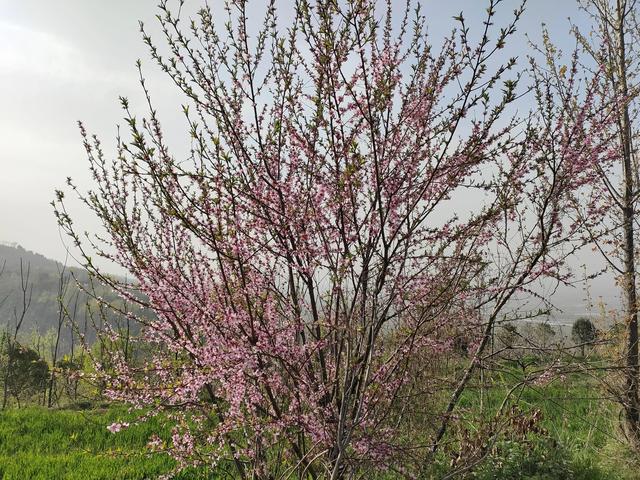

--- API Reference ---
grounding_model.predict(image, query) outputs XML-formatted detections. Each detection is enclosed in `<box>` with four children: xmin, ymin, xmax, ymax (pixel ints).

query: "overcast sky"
<box><xmin>0</xmin><ymin>0</ymin><xmax>599</xmax><ymax>301</ymax></box>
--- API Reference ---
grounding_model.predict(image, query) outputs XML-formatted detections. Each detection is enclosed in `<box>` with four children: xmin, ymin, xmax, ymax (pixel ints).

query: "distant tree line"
<box><xmin>0</xmin><ymin>256</ymin><xmax>140</xmax><ymax>409</ymax></box>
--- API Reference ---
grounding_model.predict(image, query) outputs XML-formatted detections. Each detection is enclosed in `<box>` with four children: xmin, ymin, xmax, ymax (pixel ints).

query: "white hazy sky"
<box><xmin>0</xmin><ymin>0</ymin><xmax>595</xmax><ymax>276</ymax></box>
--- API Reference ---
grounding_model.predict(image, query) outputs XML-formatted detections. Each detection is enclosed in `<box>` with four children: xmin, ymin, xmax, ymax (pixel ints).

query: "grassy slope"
<box><xmin>0</xmin><ymin>406</ymin><xmax>177</xmax><ymax>480</ymax></box>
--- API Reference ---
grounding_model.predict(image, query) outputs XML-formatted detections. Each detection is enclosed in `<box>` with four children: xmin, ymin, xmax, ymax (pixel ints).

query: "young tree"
<box><xmin>2</xmin><ymin>260</ymin><xmax>32</xmax><ymax>409</ymax></box>
<box><xmin>1</xmin><ymin>343</ymin><xmax>49</xmax><ymax>408</ymax></box>
<box><xmin>48</xmin><ymin>264</ymin><xmax>71</xmax><ymax>408</ymax></box>
<box><xmin>568</xmin><ymin>0</ymin><xmax>640</xmax><ymax>443</ymax></box>
<box><xmin>529</xmin><ymin>321</ymin><xmax>556</xmax><ymax>351</ymax></box>
<box><xmin>572</xmin><ymin>317</ymin><xmax>597</xmax><ymax>356</ymax></box>
<box><xmin>497</xmin><ymin>322</ymin><xmax>519</xmax><ymax>350</ymax></box>
<box><xmin>54</xmin><ymin>0</ymin><xmax>617</xmax><ymax>476</ymax></box>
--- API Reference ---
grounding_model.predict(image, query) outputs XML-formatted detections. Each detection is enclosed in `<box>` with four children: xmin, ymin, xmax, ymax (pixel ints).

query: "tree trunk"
<box><xmin>616</xmin><ymin>0</ymin><xmax>640</xmax><ymax>443</ymax></box>
<box><xmin>2</xmin><ymin>336</ymin><xmax>10</xmax><ymax>410</ymax></box>
<box><xmin>48</xmin><ymin>321</ymin><xmax>63</xmax><ymax>408</ymax></box>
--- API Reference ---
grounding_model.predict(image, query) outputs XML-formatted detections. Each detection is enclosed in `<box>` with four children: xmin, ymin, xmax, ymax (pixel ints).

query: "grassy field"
<box><xmin>0</xmin><ymin>405</ymin><xmax>216</xmax><ymax>480</ymax></box>
<box><xmin>435</xmin><ymin>361</ymin><xmax>640</xmax><ymax>479</ymax></box>
<box><xmin>1</xmin><ymin>365</ymin><xmax>639</xmax><ymax>479</ymax></box>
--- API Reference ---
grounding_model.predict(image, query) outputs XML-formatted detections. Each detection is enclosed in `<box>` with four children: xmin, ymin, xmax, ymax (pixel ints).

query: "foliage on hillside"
<box><xmin>0</xmin><ymin>243</ymin><xmax>135</xmax><ymax>353</ymax></box>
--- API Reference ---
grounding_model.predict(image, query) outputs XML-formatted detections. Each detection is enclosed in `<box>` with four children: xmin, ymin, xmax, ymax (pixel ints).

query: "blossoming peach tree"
<box><xmin>54</xmin><ymin>0</ymin><xmax>617</xmax><ymax>477</ymax></box>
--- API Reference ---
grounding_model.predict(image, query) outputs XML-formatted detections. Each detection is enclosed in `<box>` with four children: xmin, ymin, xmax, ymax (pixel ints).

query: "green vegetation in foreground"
<box><xmin>2</xmin><ymin>363</ymin><xmax>640</xmax><ymax>479</ymax></box>
<box><xmin>0</xmin><ymin>405</ymin><xmax>217</xmax><ymax>480</ymax></box>
<box><xmin>427</xmin><ymin>359</ymin><xmax>640</xmax><ymax>480</ymax></box>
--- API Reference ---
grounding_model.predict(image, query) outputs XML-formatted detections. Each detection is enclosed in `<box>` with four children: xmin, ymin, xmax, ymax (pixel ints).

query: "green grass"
<box><xmin>443</xmin><ymin>360</ymin><xmax>640</xmax><ymax>479</ymax></box>
<box><xmin>0</xmin><ymin>406</ymin><xmax>177</xmax><ymax>480</ymax></box>
<box><xmin>1</xmin><ymin>363</ymin><xmax>639</xmax><ymax>479</ymax></box>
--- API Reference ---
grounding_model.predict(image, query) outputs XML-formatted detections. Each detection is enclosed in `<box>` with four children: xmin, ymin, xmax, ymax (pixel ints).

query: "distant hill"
<box><xmin>0</xmin><ymin>241</ymin><xmax>621</xmax><ymax>355</ymax></box>
<box><xmin>0</xmin><ymin>242</ymin><xmax>129</xmax><ymax>354</ymax></box>
<box><xmin>0</xmin><ymin>243</ymin><xmax>63</xmax><ymax>272</ymax></box>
